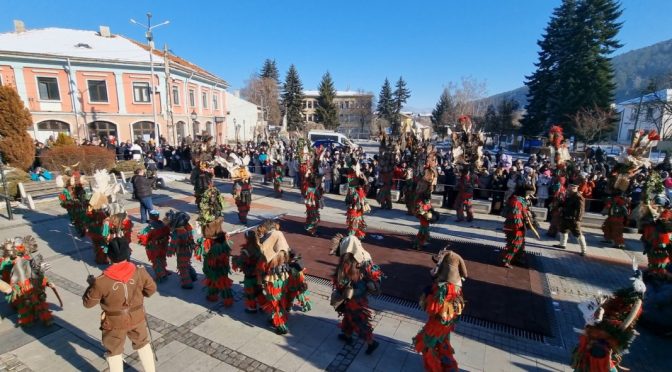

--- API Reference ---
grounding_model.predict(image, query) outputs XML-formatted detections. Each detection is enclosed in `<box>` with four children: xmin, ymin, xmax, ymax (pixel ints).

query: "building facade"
<box><xmin>0</xmin><ymin>23</ymin><xmax>234</xmax><ymax>145</ymax></box>
<box><xmin>225</xmin><ymin>91</ymin><xmax>260</xmax><ymax>143</ymax></box>
<box><xmin>616</xmin><ymin>89</ymin><xmax>672</xmax><ymax>144</ymax></box>
<box><xmin>302</xmin><ymin>90</ymin><xmax>373</xmax><ymax>138</ymax></box>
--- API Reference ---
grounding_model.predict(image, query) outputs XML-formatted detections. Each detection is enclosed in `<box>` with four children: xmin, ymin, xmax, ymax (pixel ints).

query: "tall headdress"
<box><xmin>450</xmin><ymin>115</ymin><xmax>485</xmax><ymax>171</ymax></box>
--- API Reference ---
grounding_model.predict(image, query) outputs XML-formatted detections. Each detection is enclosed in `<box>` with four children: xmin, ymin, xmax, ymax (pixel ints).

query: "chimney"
<box><xmin>13</xmin><ymin>20</ymin><xmax>25</xmax><ymax>33</ymax></box>
<box><xmin>99</xmin><ymin>25</ymin><xmax>111</xmax><ymax>38</ymax></box>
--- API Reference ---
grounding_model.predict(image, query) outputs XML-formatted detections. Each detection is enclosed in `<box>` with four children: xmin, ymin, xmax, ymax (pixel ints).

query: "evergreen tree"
<box><xmin>376</xmin><ymin>78</ymin><xmax>394</xmax><ymax>125</ymax></box>
<box><xmin>282</xmin><ymin>64</ymin><xmax>306</xmax><ymax>132</ymax></box>
<box><xmin>315</xmin><ymin>72</ymin><xmax>339</xmax><ymax>130</ymax></box>
<box><xmin>260</xmin><ymin>59</ymin><xmax>280</xmax><ymax>83</ymax></box>
<box><xmin>392</xmin><ymin>77</ymin><xmax>411</xmax><ymax>135</ymax></box>
<box><xmin>0</xmin><ymin>86</ymin><xmax>35</xmax><ymax>170</ymax></box>
<box><xmin>431</xmin><ymin>88</ymin><xmax>456</xmax><ymax>135</ymax></box>
<box><xmin>521</xmin><ymin>0</ymin><xmax>622</xmax><ymax>139</ymax></box>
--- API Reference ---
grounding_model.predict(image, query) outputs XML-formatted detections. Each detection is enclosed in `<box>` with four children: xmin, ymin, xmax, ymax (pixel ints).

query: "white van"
<box><xmin>308</xmin><ymin>130</ymin><xmax>359</xmax><ymax>149</ymax></box>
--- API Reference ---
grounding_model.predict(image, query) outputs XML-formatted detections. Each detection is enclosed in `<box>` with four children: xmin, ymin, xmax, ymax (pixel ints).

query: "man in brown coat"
<box><xmin>83</xmin><ymin>237</ymin><xmax>157</xmax><ymax>372</ymax></box>
<box><xmin>553</xmin><ymin>182</ymin><xmax>589</xmax><ymax>256</ymax></box>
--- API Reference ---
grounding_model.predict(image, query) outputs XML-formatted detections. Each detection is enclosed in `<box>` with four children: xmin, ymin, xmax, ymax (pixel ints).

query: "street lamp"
<box><xmin>190</xmin><ymin>110</ymin><xmax>198</xmax><ymax>138</ymax></box>
<box><xmin>130</xmin><ymin>13</ymin><xmax>169</xmax><ymax>144</ymax></box>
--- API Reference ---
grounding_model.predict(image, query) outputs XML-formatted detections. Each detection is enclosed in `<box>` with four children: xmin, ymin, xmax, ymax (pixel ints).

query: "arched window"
<box><xmin>132</xmin><ymin>121</ymin><xmax>155</xmax><ymax>142</ymax></box>
<box><xmin>36</xmin><ymin>120</ymin><xmax>70</xmax><ymax>143</ymax></box>
<box><xmin>88</xmin><ymin>121</ymin><xmax>117</xmax><ymax>141</ymax></box>
<box><xmin>192</xmin><ymin>121</ymin><xmax>201</xmax><ymax>137</ymax></box>
<box><xmin>176</xmin><ymin>121</ymin><xmax>186</xmax><ymax>142</ymax></box>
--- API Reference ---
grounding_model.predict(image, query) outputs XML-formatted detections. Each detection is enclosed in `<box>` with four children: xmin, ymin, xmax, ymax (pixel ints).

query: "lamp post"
<box><xmin>131</xmin><ymin>13</ymin><xmax>169</xmax><ymax>144</ymax></box>
<box><xmin>191</xmin><ymin>110</ymin><xmax>198</xmax><ymax>139</ymax></box>
<box><xmin>234</xmin><ymin>118</ymin><xmax>240</xmax><ymax>143</ymax></box>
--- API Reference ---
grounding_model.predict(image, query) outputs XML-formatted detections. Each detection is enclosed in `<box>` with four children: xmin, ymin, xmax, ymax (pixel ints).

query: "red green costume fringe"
<box><xmin>287</xmin><ymin>267</ymin><xmax>312</xmax><ymax>312</ymax></box>
<box><xmin>502</xmin><ymin>196</ymin><xmax>528</xmax><ymax>265</ymax></box>
<box><xmin>376</xmin><ymin>171</ymin><xmax>393</xmax><ymax>209</ymax></box>
<box><xmin>345</xmin><ymin>169</ymin><xmax>357</xmax><ymax>205</ymax></box>
<box><xmin>571</xmin><ymin>289</ymin><xmax>643</xmax><ymax>372</ymax></box>
<box><xmin>138</xmin><ymin>220</ymin><xmax>170</xmax><ymax>280</ymax></box>
<box><xmin>413</xmin><ymin>282</ymin><xmax>464</xmax><ymax>372</ymax></box>
<box><xmin>168</xmin><ymin>225</ymin><xmax>196</xmax><ymax>287</ymax></box>
<box><xmin>234</xmin><ymin>181</ymin><xmax>252</xmax><ymax>223</ymax></box>
<box><xmin>6</xmin><ymin>275</ymin><xmax>53</xmax><ymax>327</ymax></box>
<box><xmin>261</xmin><ymin>266</ymin><xmax>290</xmax><ymax>334</ymax></box>
<box><xmin>196</xmin><ymin>237</ymin><xmax>234</xmax><ymax>306</ymax></box>
<box><xmin>273</xmin><ymin>165</ymin><xmax>284</xmax><ymax>196</ymax></box>
<box><xmin>59</xmin><ymin>187</ymin><xmax>87</xmax><ymax>236</ymax></box>
<box><xmin>304</xmin><ymin>186</ymin><xmax>321</xmax><ymax>234</ymax></box>
<box><xmin>347</xmin><ymin>188</ymin><xmax>368</xmax><ymax>239</ymax></box>
<box><xmin>641</xmin><ymin>223</ymin><xmax>672</xmax><ymax>275</ymax></box>
<box><xmin>602</xmin><ymin>196</ymin><xmax>628</xmax><ymax>246</ymax></box>
<box><xmin>232</xmin><ymin>246</ymin><xmax>265</xmax><ymax>311</ymax></box>
<box><xmin>85</xmin><ymin>210</ymin><xmax>110</xmax><ymax>264</ymax></box>
<box><xmin>335</xmin><ymin>261</ymin><xmax>382</xmax><ymax>342</ymax></box>
<box><xmin>414</xmin><ymin>198</ymin><xmax>432</xmax><ymax>249</ymax></box>
<box><xmin>455</xmin><ymin>175</ymin><xmax>476</xmax><ymax>222</ymax></box>
<box><xmin>300</xmin><ymin>163</ymin><xmax>311</xmax><ymax>196</ymax></box>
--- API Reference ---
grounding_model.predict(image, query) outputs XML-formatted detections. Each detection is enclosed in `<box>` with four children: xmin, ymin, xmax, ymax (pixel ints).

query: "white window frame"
<box><xmin>213</xmin><ymin>94</ymin><xmax>218</xmax><ymax>110</ymax></box>
<box><xmin>86</xmin><ymin>79</ymin><xmax>109</xmax><ymax>103</ymax></box>
<box><xmin>189</xmin><ymin>89</ymin><xmax>196</xmax><ymax>107</ymax></box>
<box><xmin>132</xmin><ymin>82</ymin><xmax>151</xmax><ymax>104</ymax></box>
<box><xmin>172</xmin><ymin>85</ymin><xmax>180</xmax><ymax>106</ymax></box>
<box><xmin>36</xmin><ymin>76</ymin><xmax>61</xmax><ymax>101</ymax></box>
<box><xmin>202</xmin><ymin>91</ymin><xmax>208</xmax><ymax>109</ymax></box>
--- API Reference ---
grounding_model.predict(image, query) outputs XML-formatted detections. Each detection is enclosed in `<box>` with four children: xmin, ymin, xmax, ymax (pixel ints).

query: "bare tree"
<box><xmin>571</xmin><ymin>105</ymin><xmax>616</xmax><ymax>144</ymax></box>
<box><xmin>648</xmin><ymin>90</ymin><xmax>672</xmax><ymax>140</ymax></box>
<box><xmin>240</xmin><ymin>74</ymin><xmax>282</xmax><ymax>126</ymax></box>
<box><xmin>352</xmin><ymin>91</ymin><xmax>374</xmax><ymax>138</ymax></box>
<box><xmin>451</xmin><ymin>76</ymin><xmax>489</xmax><ymax>118</ymax></box>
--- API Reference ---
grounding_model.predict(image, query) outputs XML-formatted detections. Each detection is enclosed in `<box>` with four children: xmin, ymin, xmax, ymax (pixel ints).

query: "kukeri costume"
<box><xmin>601</xmin><ymin>195</ymin><xmax>629</xmax><ymax>249</ymax></box>
<box><xmin>165</xmin><ymin>211</ymin><xmax>198</xmax><ymax>289</ymax></box>
<box><xmin>454</xmin><ymin>169</ymin><xmax>478</xmax><ymax>223</ymax></box>
<box><xmin>230</xmin><ymin>154</ymin><xmax>253</xmax><ymax>224</ymax></box>
<box><xmin>501</xmin><ymin>189</ymin><xmax>532</xmax><ymax>268</ymax></box>
<box><xmin>329</xmin><ymin>234</ymin><xmax>382</xmax><ymax>354</ymax></box>
<box><xmin>346</xmin><ymin>177</ymin><xmax>370</xmax><ymax>239</ymax></box>
<box><xmin>232</xmin><ymin>231</ymin><xmax>266</xmax><ymax>313</ymax></box>
<box><xmin>137</xmin><ymin>210</ymin><xmax>171</xmax><ymax>282</ymax></box>
<box><xmin>304</xmin><ymin>176</ymin><xmax>323</xmax><ymax>236</ymax></box>
<box><xmin>57</xmin><ymin>162</ymin><xmax>88</xmax><ymax>236</ymax></box>
<box><xmin>273</xmin><ymin>160</ymin><xmax>285</xmax><ymax>197</ymax></box>
<box><xmin>375</xmin><ymin>135</ymin><xmax>396</xmax><ymax>210</ymax></box>
<box><xmin>413</xmin><ymin>248</ymin><xmax>467</xmax><ymax>372</ymax></box>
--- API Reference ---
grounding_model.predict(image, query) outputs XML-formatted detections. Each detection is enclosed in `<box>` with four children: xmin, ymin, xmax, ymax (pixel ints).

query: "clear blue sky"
<box><xmin>1</xmin><ymin>0</ymin><xmax>671</xmax><ymax>111</ymax></box>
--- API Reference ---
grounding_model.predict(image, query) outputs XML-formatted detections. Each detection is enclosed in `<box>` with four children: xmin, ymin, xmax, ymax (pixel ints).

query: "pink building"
<box><xmin>0</xmin><ymin>22</ymin><xmax>229</xmax><ymax>145</ymax></box>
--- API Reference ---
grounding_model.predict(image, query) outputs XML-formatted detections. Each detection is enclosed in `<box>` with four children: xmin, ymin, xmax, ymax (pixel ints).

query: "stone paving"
<box><xmin>0</xmin><ymin>171</ymin><xmax>669</xmax><ymax>371</ymax></box>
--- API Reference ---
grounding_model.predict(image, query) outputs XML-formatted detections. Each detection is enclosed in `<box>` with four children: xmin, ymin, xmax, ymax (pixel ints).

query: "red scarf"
<box><xmin>103</xmin><ymin>261</ymin><xmax>136</xmax><ymax>283</ymax></box>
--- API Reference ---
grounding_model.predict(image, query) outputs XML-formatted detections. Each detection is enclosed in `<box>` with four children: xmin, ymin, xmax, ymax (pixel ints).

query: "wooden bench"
<box><xmin>18</xmin><ymin>180</ymin><xmax>61</xmax><ymax>210</ymax></box>
<box><xmin>471</xmin><ymin>199</ymin><xmax>492</xmax><ymax>214</ymax></box>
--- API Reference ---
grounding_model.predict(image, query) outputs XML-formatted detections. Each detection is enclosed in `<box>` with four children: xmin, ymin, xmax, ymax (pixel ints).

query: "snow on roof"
<box><xmin>0</xmin><ymin>27</ymin><xmax>226</xmax><ymax>84</ymax></box>
<box><xmin>303</xmin><ymin>90</ymin><xmax>372</xmax><ymax>97</ymax></box>
<box><xmin>0</xmin><ymin>28</ymin><xmax>150</xmax><ymax>62</ymax></box>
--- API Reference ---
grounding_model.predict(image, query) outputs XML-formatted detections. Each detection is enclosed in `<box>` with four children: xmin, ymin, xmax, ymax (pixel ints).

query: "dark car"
<box><xmin>312</xmin><ymin>139</ymin><xmax>345</xmax><ymax>150</ymax></box>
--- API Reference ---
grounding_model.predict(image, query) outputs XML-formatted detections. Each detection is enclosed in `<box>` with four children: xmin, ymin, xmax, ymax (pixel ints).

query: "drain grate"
<box><xmin>307</xmin><ymin>274</ymin><xmax>548</xmax><ymax>343</ymax></box>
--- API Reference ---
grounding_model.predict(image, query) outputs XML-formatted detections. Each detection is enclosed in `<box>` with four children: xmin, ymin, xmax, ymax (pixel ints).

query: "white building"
<box><xmin>616</xmin><ymin>89</ymin><xmax>672</xmax><ymax>143</ymax></box>
<box><xmin>225</xmin><ymin>91</ymin><xmax>260</xmax><ymax>143</ymax></box>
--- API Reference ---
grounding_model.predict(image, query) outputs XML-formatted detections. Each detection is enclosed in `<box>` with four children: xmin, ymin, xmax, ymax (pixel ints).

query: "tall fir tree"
<box><xmin>376</xmin><ymin>78</ymin><xmax>394</xmax><ymax>126</ymax></box>
<box><xmin>260</xmin><ymin>59</ymin><xmax>280</xmax><ymax>83</ymax></box>
<box><xmin>392</xmin><ymin>77</ymin><xmax>411</xmax><ymax>135</ymax></box>
<box><xmin>521</xmin><ymin>0</ymin><xmax>621</xmax><ymax>140</ymax></box>
<box><xmin>431</xmin><ymin>88</ymin><xmax>456</xmax><ymax>135</ymax></box>
<box><xmin>315</xmin><ymin>72</ymin><xmax>339</xmax><ymax>130</ymax></box>
<box><xmin>282</xmin><ymin>64</ymin><xmax>306</xmax><ymax>132</ymax></box>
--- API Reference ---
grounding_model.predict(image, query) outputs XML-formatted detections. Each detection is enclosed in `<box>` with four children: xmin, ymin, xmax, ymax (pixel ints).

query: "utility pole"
<box><xmin>163</xmin><ymin>43</ymin><xmax>175</xmax><ymax>145</ymax></box>
<box><xmin>131</xmin><ymin>13</ymin><xmax>169</xmax><ymax>144</ymax></box>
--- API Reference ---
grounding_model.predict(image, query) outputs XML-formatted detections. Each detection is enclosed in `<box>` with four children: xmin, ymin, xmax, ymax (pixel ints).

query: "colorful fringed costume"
<box><xmin>455</xmin><ymin>171</ymin><xmax>477</xmax><ymax>222</ymax></box>
<box><xmin>572</xmin><ymin>272</ymin><xmax>645</xmax><ymax>372</ymax></box>
<box><xmin>137</xmin><ymin>213</ymin><xmax>170</xmax><ymax>282</ymax></box>
<box><xmin>547</xmin><ymin>176</ymin><xmax>566</xmax><ymax>237</ymax></box>
<box><xmin>501</xmin><ymin>195</ymin><xmax>529</xmax><ymax>267</ymax></box>
<box><xmin>166</xmin><ymin>211</ymin><xmax>197</xmax><ymax>289</ymax></box>
<box><xmin>330</xmin><ymin>234</ymin><xmax>382</xmax><ymax>352</ymax></box>
<box><xmin>286</xmin><ymin>253</ymin><xmax>312</xmax><ymax>313</ymax></box>
<box><xmin>413</xmin><ymin>248</ymin><xmax>467</xmax><ymax>372</ymax></box>
<box><xmin>58</xmin><ymin>181</ymin><xmax>88</xmax><ymax>236</ymax></box>
<box><xmin>1</xmin><ymin>237</ymin><xmax>55</xmax><ymax>327</ymax></box>
<box><xmin>232</xmin><ymin>232</ymin><xmax>265</xmax><ymax>312</ymax></box>
<box><xmin>233</xmin><ymin>179</ymin><xmax>253</xmax><ymax>224</ymax></box>
<box><xmin>641</xmin><ymin>210</ymin><xmax>672</xmax><ymax>276</ymax></box>
<box><xmin>304</xmin><ymin>184</ymin><xmax>323</xmax><ymax>235</ymax></box>
<box><xmin>414</xmin><ymin>195</ymin><xmax>433</xmax><ymax>250</ymax></box>
<box><xmin>273</xmin><ymin>162</ymin><xmax>285</xmax><ymax>197</ymax></box>
<box><xmin>602</xmin><ymin>195</ymin><xmax>629</xmax><ymax>248</ymax></box>
<box><xmin>196</xmin><ymin>231</ymin><xmax>234</xmax><ymax>306</ymax></box>
<box><xmin>347</xmin><ymin>186</ymin><xmax>368</xmax><ymax>239</ymax></box>
<box><xmin>85</xmin><ymin>209</ymin><xmax>111</xmax><ymax>264</ymax></box>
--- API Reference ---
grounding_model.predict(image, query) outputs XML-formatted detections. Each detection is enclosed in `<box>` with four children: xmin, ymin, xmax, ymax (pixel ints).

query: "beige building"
<box><xmin>302</xmin><ymin>90</ymin><xmax>374</xmax><ymax>138</ymax></box>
